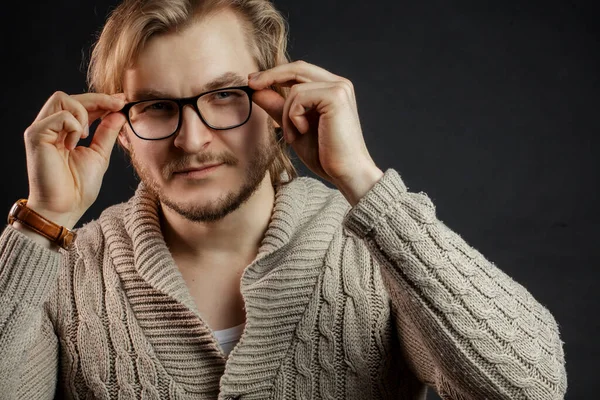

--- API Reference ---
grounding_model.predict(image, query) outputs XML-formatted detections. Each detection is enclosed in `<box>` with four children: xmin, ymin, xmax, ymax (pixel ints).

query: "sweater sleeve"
<box><xmin>0</xmin><ymin>226</ymin><xmax>60</xmax><ymax>398</ymax></box>
<box><xmin>343</xmin><ymin>169</ymin><xmax>567</xmax><ymax>400</ymax></box>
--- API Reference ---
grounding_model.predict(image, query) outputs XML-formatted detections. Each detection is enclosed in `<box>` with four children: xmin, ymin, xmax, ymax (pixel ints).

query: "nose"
<box><xmin>173</xmin><ymin>104</ymin><xmax>214</xmax><ymax>153</ymax></box>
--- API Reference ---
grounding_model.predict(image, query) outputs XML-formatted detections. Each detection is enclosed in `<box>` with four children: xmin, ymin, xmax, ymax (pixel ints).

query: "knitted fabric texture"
<box><xmin>0</xmin><ymin>169</ymin><xmax>567</xmax><ymax>399</ymax></box>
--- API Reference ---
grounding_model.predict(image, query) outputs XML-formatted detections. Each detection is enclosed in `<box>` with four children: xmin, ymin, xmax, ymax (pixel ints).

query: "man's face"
<box><xmin>121</xmin><ymin>9</ymin><xmax>276</xmax><ymax>222</ymax></box>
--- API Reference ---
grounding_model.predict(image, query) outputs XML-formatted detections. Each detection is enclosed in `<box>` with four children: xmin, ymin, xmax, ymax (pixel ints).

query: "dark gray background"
<box><xmin>2</xmin><ymin>0</ymin><xmax>598</xmax><ymax>398</ymax></box>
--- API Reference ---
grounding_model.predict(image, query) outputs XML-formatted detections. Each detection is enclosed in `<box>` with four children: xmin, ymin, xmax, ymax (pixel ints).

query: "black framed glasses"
<box><xmin>119</xmin><ymin>85</ymin><xmax>255</xmax><ymax>140</ymax></box>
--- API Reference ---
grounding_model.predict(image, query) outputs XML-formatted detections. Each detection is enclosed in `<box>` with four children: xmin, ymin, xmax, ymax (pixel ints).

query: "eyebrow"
<box><xmin>129</xmin><ymin>72</ymin><xmax>248</xmax><ymax>101</ymax></box>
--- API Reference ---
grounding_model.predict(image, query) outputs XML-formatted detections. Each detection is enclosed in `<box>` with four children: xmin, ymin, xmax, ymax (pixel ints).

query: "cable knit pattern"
<box><xmin>0</xmin><ymin>169</ymin><xmax>566</xmax><ymax>399</ymax></box>
<box><xmin>344</xmin><ymin>169</ymin><xmax>567</xmax><ymax>399</ymax></box>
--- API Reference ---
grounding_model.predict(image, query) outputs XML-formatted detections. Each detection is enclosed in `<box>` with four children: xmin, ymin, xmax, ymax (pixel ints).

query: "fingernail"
<box><xmin>85</xmin><ymin>125</ymin><xmax>89</xmax><ymax>137</ymax></box>
<box><xmin>249</xmin><ymin>72</ymin><xmax>261</xmax><ymax>80</ymax></box>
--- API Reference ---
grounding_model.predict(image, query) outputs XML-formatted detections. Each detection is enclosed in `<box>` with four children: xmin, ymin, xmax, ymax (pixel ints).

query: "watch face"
<box><xmin>7</xmin><ymin>200</ymin><xmax>23</xmax><ymax>225</ymax></box>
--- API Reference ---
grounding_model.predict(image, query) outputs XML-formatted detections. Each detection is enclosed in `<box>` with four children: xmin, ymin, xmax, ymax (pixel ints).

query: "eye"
<box><xmin>210</xmin><ymin>90</ymin><xmax>244</xmax><ymax>102</ymax></box>
<box><xmin>143</xmin><ymin>101</ymin><xmax>176</xmax><ymax>112</ymax></box>
<box><xmin>215</xmin><ymin>92</ymin><xmax>233</xmax><ymax>99</ymax></box>
<box><xmin>214</xmin><ymin>91</ymin><xmax>233</xmax><ymax>100</ymax></box>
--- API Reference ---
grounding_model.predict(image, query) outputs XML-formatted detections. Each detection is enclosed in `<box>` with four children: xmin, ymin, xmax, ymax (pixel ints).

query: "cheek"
<box><xmin>236</xmin><ymin>108</ymin><xmax>271</xmax><ymax>149</ymax></box>
<box><xmin>130</xmin><ymin>137</ymin><xmax>171</xmax><ymax>170</ymax></box>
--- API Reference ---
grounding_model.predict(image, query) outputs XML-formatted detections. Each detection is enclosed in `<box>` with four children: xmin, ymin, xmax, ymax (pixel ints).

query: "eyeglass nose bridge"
<box><xmin>176</xmin><ymin>96</ymin><xmax>211</xmax><ymax>130</ymax></box>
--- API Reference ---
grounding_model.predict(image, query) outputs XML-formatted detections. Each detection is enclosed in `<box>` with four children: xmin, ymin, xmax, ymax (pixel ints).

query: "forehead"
<box><xmin>123</xmin><ymin>9</ymin><xmax>257</xmax><ymax>98</ymax></box>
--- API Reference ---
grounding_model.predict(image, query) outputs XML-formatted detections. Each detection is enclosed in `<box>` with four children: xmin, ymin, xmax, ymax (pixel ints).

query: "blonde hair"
<box><xmin>87</xmin><ymin>0</ymin><xmax>297</xmax><ymax>185</ymax></box>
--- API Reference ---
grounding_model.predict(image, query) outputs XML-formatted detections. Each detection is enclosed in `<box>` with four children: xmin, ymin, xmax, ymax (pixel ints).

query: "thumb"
<box><xmin>89</xmin><ymin>112</ymin><xmax>127</xmax><ymax>160</ymax></box>
<box><xmin>252</xmin><ymin>89</ymin><xmax>284</xmax><ymax>127</ymax></box>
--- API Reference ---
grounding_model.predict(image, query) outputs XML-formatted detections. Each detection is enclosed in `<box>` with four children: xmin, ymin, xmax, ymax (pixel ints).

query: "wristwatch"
<box><xmin>7</xmin><ymin>199</ymin><xmax>76</xmax><ymax>249</ymax></box>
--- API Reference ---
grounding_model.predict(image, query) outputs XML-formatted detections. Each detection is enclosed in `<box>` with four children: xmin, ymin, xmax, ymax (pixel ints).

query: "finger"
<box><xmin>72</xmin><ymin>93</ymin><xmax>126</xmax><ymax>126</ymax></box>
<box><xmin>248</xmin><ymin>60</ymin><xmax>338</xmax><ymax>90</ymax></box>
<box><xmin>71</xmin><ymin>92</ymin><xmax>126</xmax><ymax>113</ymax></box>
<box><xmin>35</xmin><ymin>91</ymin><xmax>90</xmax><ymax>138</ymax></box>
<box><xmin>88</xmin><ymin>93</ymin><xmax>127</xmax><ymax>122</ymax></box>
<box><xmin>285</xmin><ymin>82</ymin><xmax>333</xmax><ymax>135</ymax></box>
<box><xmin>91</xmin><ymin>93</ymin><xmax>127</xmax><ymax>123</ymax></box>
<box><xmin>282</xmin><ymin>83</ymin><xmax>326</xmax><ymax>143</ymax></box>
<box><xmin>251</xmin><ymin>89</ymin><xmax>285</xmax><ymax>127</ymax></box>
<box><xmin>89</xmin><ymin>111</ymin><xmax>127</xmax><ymax>161</ymax></box>
<box><xmin>293</xmin><ymin>82</ymin><xmax>354</xmax><ymax>113</ymax></box>
<box><xmin>28</xmin><ymin>110</ymin><xmax>84</xmax><ymax>151</ymax></box>
<box><xmin>286</xmin><ymin>82</ymin><xmax>354</xmax><ymax>136</ymax></box>
<box><xmin>35</xmin><ymin>92</ymin><xmax>125</xmax><ymax>140</ymax></box>
<box><xmin>288</xmin><ymin>101</ymin><xmax>311</xmax><ymax>135</ymax></box>
<box><xmin>111</xmin><ymin>93</ymin><xmax>127</xmax><ymax>102</ymax></box>
<box><xmin>281</xmin><ymin>88</ymin><xmax>305</xmax><ymax>144</ymax></box>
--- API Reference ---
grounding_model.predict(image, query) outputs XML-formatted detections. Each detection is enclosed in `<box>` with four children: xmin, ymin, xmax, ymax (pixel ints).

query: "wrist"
<box><xmin>25</xmin><ymin>201</ymin><xmax>80</xmax><ymax>231</ymax></box>
<box><xmin>337</xmin><ymin>165</ymin><xmax>384</xmax><ymax>206</ymax></box>
<box><xmin>8</xmin><ymin>199</ymin><xmax>78</xmax><ymax>250</ymax></box>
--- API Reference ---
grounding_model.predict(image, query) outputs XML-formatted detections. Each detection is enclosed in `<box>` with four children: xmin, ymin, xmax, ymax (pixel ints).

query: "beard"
<box><xmin>129</xmin><ymin>129</ymin><xmax>278</xmax><ymax>223</ymax></box>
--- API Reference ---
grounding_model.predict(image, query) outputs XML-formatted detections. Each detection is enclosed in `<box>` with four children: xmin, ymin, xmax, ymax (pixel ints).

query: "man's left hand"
<box><xmin>249</xmin><ymin>61</ymin><xmax>384</xmax><ymax>206</ymax></box>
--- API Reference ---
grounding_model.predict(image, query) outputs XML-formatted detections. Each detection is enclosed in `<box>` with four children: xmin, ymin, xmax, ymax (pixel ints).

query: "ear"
<box><xmin>117</xmin><ymin>128</ymin><xmax>131</xmax><ymax>153</ymax></box>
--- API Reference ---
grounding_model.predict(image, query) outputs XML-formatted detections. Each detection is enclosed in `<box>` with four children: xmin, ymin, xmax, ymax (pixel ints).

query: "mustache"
<box><xmin>161</xmin><ymin>151</ymin><xmax>239</xmax><ymax>178</ymax></box>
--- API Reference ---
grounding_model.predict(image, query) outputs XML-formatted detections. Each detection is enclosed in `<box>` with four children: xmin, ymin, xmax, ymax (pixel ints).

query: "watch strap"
<box><xmin>8</xmin><ymin>199</ymin><xmax>76</xmax><ymax>249</ymax></box>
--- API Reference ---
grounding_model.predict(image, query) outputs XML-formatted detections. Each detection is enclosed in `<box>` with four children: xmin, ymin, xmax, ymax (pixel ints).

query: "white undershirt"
<box><xmin>213</xmin><ymin>323</ymin><xmax>245</xmax><ymax>356</ymax></box>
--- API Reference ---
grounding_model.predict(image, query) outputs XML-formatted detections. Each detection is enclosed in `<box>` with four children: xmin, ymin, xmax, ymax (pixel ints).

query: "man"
<box><xmin>0</xmin><ymin>0</ymin><xmax>567</xmax><ymax>399</ymax></box>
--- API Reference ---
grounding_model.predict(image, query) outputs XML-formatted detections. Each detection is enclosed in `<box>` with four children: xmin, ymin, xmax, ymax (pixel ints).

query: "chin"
<box><xmin>168</xmin><ymin>179</ymin><xmax>234</xmax><ymax>204</ymax></box>
<box><xmin>155</xmin><ymin>171</ymin><xmax>267</xmax><ymax>223</ymax></box>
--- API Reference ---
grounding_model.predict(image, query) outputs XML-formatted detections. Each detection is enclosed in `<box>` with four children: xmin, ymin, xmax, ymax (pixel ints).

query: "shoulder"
<box><xmin>279</xmin><ymin>176</ymin><xmax>352</xmax><ymax>232</ymax></box>
<box><xmin>285</xmin><ymin>175</ymin><xmax>349</xmax><ymax>214</ymax></box>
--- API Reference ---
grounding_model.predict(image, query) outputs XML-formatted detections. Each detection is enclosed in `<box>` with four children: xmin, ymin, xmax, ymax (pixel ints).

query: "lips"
<box><xmin>174</xmin><ymin>163</ymin><xmax>224</xmax><ymax>174</ymax></box>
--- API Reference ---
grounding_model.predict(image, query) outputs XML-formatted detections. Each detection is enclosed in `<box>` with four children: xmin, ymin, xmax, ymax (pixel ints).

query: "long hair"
<box><xmin>87</xmin><ymin>0</ymin><xmax>297</xmax><ymax>185</ymax></box>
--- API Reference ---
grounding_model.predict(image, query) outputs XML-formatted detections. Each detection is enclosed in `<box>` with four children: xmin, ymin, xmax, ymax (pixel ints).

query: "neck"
<box><xmin>160</xmin><ymin>174</ymin><xmax>275</xmax><ymax>268</ymax></box>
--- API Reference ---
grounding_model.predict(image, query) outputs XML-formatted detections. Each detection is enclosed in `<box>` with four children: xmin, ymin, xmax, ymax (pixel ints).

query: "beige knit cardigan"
<box><xmin>0</xmin><ymin>169</ymin><xmax>567</xmax><ymax>399</ymax></box>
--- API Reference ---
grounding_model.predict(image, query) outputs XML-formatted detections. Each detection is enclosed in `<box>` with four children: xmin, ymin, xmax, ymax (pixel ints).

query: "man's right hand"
<box><xmin>22</xmin><ymin>91</ymin><xmax>126</xmax><ymax>231</ymax></box>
